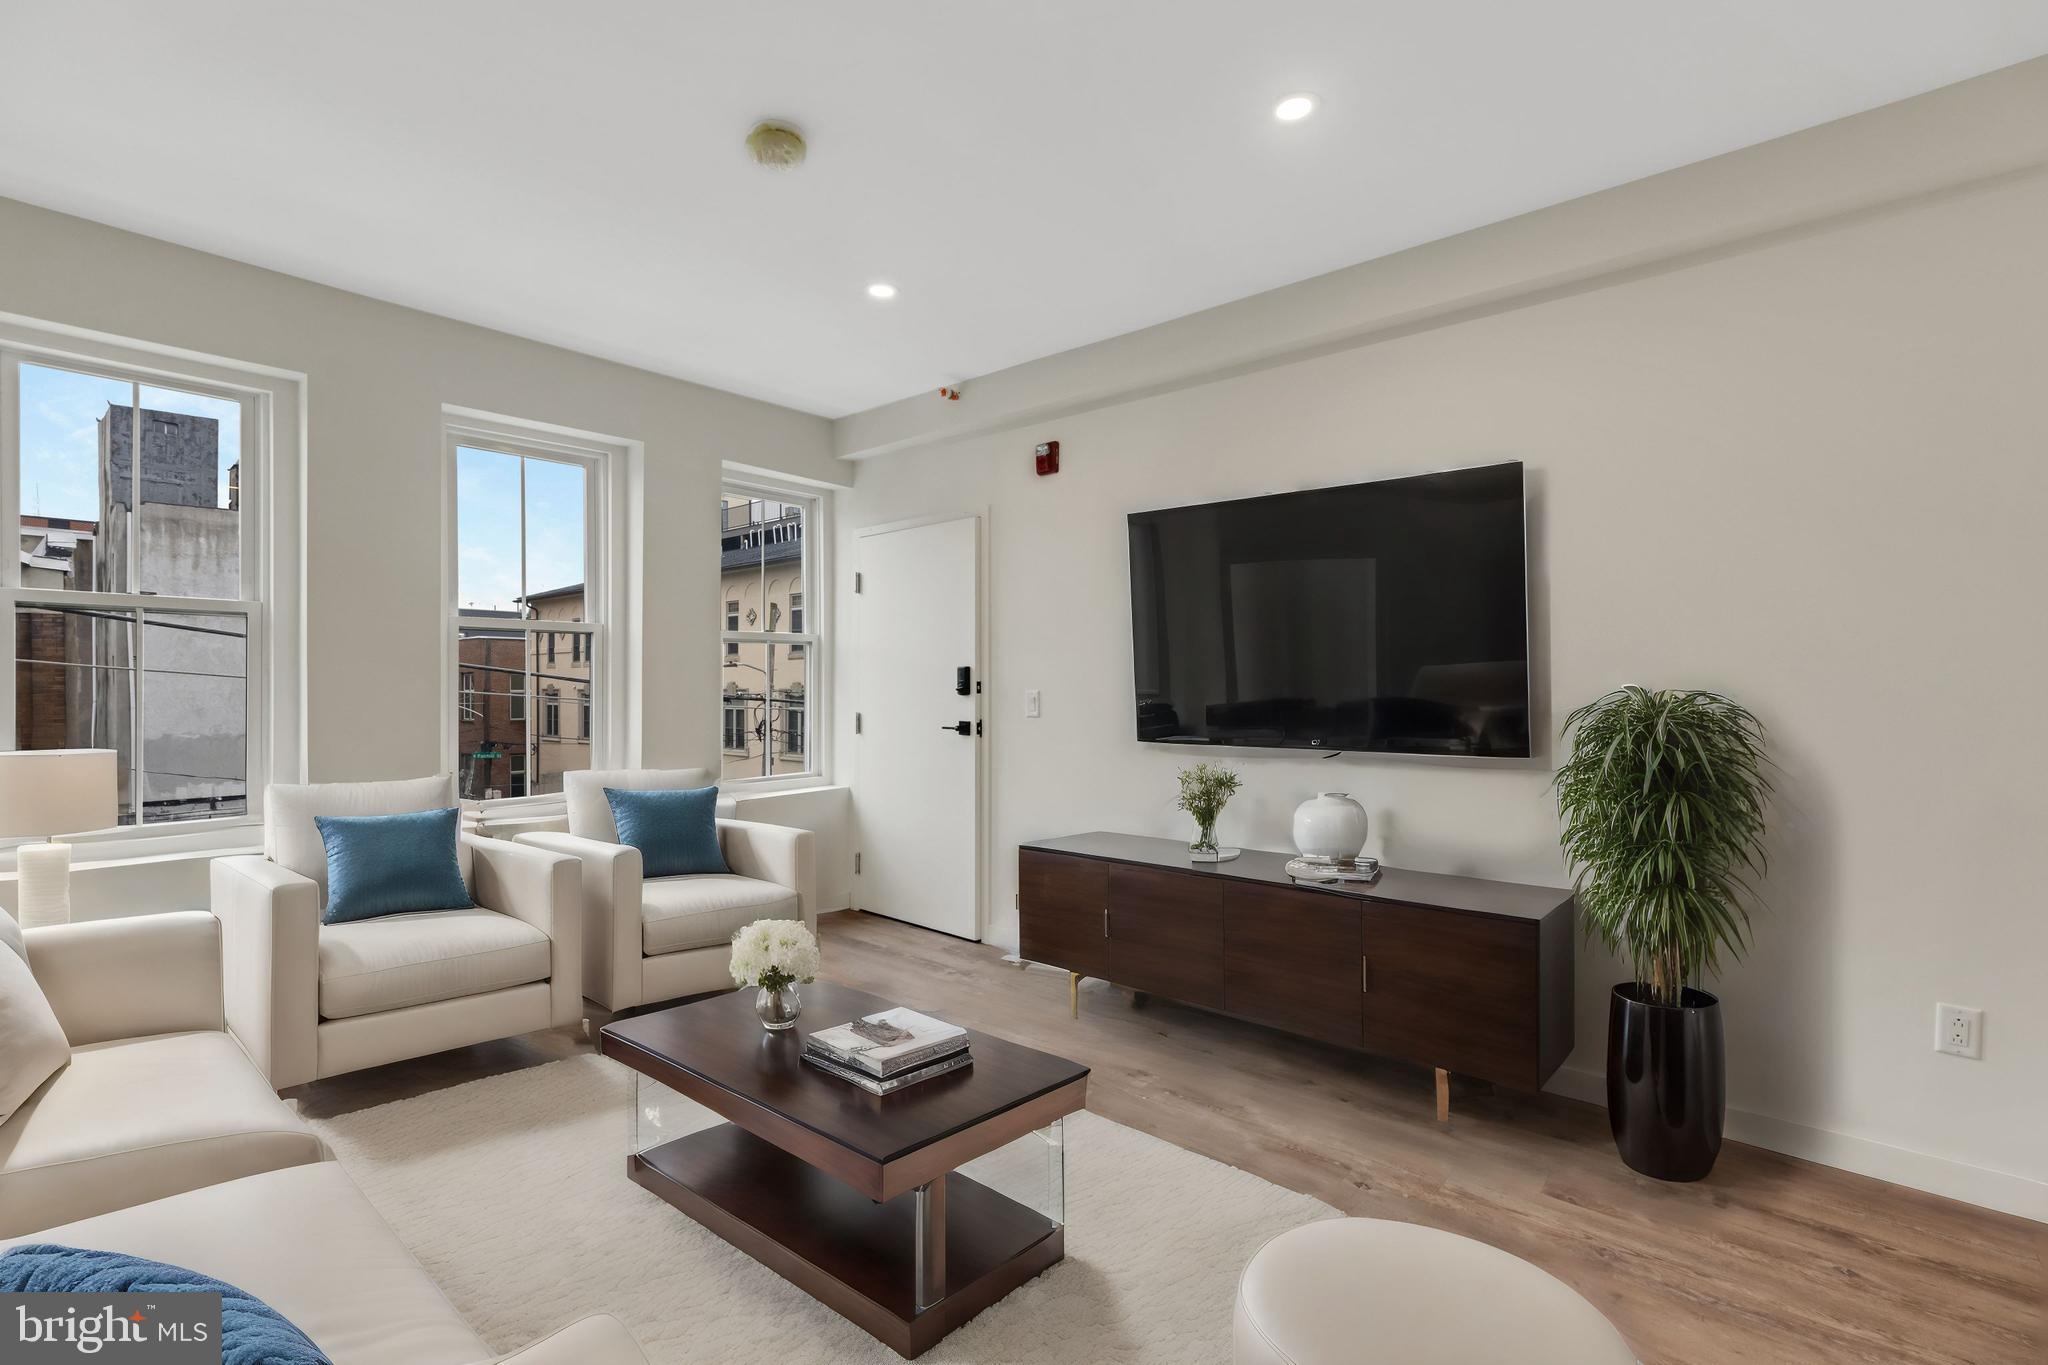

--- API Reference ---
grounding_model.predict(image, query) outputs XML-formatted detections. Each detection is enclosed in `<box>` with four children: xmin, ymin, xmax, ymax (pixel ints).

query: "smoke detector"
<box><xmin>746</xmin><ymin>121</ymin><xmax>807</xmax><ymax>170</ymax></box>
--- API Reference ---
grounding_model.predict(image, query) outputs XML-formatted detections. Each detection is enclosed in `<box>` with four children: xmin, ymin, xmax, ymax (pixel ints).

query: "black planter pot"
<box><xmin>1606</xmin><ymin>982</ymin><xmax>1725</xmax><ymax>1181</ymax></box>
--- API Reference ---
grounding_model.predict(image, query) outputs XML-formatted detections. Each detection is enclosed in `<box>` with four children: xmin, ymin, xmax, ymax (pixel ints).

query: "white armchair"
<box><xmin>212</xmin><ymin>775</ymin><xmax>581</xmax><ymax>1090</ymax></box>
<box><xmin>518</xmin><ymin>767</ymin><xmax>814</xmax><ymax>1010</ymax></box>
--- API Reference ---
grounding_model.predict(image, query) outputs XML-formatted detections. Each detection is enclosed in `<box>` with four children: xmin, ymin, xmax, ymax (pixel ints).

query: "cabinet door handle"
<box><xmin>1361</xmin><ymin>955</ymin><xmax>1370</xmax><ymax>993</ymax></box>
<box><xmin>1103</xmin><ymin>906</ymin><xmax>1111</xmax><ymax>938</ymax></box>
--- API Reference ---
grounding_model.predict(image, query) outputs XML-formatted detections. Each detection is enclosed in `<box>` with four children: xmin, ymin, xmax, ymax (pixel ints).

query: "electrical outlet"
<box><xmin>1024</xmin><ymin>689</ymin><xmax>1041</xmax><ymax>719</ymax></box>
<box><xmin>1935</xmin><ymin>1003</ymin><xmax>1982</xmax><ymax>1059</ymax></box>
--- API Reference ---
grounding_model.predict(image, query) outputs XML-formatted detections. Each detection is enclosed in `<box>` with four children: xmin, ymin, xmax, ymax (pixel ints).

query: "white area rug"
<box><xmin>311</xmin><ymin>1053</ymin><xmax>1334</xmax><ymax>1363</ymax></box>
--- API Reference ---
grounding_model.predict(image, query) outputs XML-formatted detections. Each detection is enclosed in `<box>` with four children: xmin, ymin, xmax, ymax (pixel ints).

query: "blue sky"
<box><xmin>456</xmin><ymin>446</ymin><xmax>585</xmax><ymax>612</ymax></box>
<box><xmin>17</xmin><ymin>362</ymin><xmax>240</xmax><ymax>519</ymax></box>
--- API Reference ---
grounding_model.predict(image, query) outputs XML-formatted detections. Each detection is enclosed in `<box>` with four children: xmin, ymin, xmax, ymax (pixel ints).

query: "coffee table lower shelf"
<box><xmin>631</xmin><ymin>1122</ymin><xmax>1063</xmax><ymax>1358</ymax></box>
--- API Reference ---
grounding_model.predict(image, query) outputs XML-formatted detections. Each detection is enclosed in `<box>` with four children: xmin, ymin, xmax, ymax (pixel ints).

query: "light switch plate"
<box><xmin>1024</xmin><ymin>689</ymin><xmax>1041</xmax><ymax>718</ymax></box>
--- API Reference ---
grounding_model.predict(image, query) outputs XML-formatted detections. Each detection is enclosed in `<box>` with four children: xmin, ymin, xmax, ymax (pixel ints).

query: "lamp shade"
<box><xmin>0</xmin><ymin>749</ymin><xmax>119</xmax><ymax>838</ymax></box>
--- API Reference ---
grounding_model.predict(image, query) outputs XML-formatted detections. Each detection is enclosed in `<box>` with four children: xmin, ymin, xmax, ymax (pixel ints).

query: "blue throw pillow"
<box><xmin>606</xmin><ymin>785</ymin><xmax>727</xmax><ymax>878</ymax></box>
<box><xmin>0</xmin><ymin>1244</ymin><xmax>331</xmax><ymax>1365</ymax></box>
<box><xmin>314</xmin><ymin>807</ymin><xmax>473</xmax><ymax>925</ymax></box>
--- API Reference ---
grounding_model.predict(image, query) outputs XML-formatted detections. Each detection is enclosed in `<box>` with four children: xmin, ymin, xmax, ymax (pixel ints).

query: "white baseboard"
<box><xmin>1545</xmin><ymin>1066</ymin><xmax>2046</xmax><ymax>1224</ymax></box>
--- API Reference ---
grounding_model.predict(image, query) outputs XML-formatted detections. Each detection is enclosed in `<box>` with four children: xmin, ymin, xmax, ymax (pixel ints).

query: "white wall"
<box><xmin>0</xmin><ymin>195</ymin><xmax>845</xmax><ymax>783</ymax></box>
<box><xmin>836</xmin><ymin>67</ymin><xmax>2048</xmax><ymax>1218</ymax></box>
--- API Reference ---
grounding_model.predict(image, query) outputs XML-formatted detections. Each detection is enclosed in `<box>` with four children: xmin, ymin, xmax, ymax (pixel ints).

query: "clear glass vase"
<box><xmin>1190</xmin><ymin>819</ymin><xmax>1219</xmax><ymax>856</ymax></box>
<box><xmin>755</xmin><ymin>983</ymin><xmax>802</xmax><ymax>1031</ymax></box>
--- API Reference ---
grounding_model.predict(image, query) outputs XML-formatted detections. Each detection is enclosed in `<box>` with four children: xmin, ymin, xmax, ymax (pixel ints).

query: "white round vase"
<box><xmin>1292</xmin><ymin>792</ymin><xmax>1368</xmax><ymax>861</ymax></box>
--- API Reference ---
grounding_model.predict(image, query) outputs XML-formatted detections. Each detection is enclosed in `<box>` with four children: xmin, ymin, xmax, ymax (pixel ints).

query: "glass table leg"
<box><xmin>914</xmin><ymin>1178</ymin><xmax>947</xmax><ymax>1311</ymax></box>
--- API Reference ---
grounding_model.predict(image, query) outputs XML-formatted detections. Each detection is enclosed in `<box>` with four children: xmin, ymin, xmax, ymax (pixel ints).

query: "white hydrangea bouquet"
<box><xmin>731</xmin><ymin>918</ymin><xmax>821</xmax><ymax>1031</ymax></box>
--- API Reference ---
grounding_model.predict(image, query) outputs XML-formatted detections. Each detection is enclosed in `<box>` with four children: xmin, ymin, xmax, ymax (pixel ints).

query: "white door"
<box><xmin>853</xmin><ymin>515</ymin><xmax>980</xmax><ymax>939</ymax></box>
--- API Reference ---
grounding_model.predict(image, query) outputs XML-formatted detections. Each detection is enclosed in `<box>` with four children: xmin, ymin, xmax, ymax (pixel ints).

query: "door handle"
<box><xmin>940</xmin><ymin>722</ymin><xmax>972</xmax><ymax>735</ymax></box>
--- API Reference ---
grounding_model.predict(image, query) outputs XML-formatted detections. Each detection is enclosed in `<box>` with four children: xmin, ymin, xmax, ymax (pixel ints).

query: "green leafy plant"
<box><xmin>1176</xmin><ymin>761</ymin><xmax>1242</xmax><ymax>853</ymax></box>
<box><xmin>1556</xmin><ymin>687</ymin><xmax>1771</xmax><ymax>1006</ymax></box>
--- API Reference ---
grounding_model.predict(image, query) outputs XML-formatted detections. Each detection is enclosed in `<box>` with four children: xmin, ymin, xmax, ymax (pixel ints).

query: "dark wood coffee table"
<box><xmin>599</xmin><ymin>982</ymin><xmax>1089</xmax><ymax>1358</ymax></box>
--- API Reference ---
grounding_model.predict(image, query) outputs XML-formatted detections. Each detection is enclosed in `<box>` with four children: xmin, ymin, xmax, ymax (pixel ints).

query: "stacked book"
<box><xmin>803</xmin><ymin>1007</ymin><xmax>972</xmax><ymax>1096</ymax></box>
<box><xmin>1284</xmin><ymin>854</ymin><xmax>1381</xmax><ymax>885</ymax></box>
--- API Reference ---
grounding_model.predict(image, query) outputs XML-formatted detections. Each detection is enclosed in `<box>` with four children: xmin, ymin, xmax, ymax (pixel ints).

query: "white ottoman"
<box><xmin>1234</xmin><ymin>1218</ymin><xmax>1637</xmax><ymax>1365</ymax></box>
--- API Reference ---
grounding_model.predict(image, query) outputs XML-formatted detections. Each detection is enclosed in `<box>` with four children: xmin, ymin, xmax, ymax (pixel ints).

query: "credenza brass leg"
<box><xmin>1435</xmin><ymin>1068</ymin><xmax>1451</xmax><ymax>1124</ymax></box>
<box><xmin>1069</xmin><ymin>972</ymin><xmax>1080</xmax><ymax>1019</ymax></box>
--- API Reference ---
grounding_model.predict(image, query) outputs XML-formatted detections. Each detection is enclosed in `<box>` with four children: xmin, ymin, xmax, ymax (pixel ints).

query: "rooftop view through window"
<box><xmin>721</xmin><ymin>492</ymin><xmax>810</xmax><ymax>781</ymax></box>
<box><xmin>14</xmin><ymin>362</ymin><xmax>248</xmax><ymax>825</ymax></box>
<box><xmin>454</xmin><ymin>445</ymin><xmax>594</xmax><ymax>801</ymax></box>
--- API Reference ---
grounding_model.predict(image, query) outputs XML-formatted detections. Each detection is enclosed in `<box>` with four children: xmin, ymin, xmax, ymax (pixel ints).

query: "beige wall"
<box><xmin>836</xmin><ymin>64</ymin><xmax>2048</xmax><ymax>1218</ymax></box>
<box><xmin>0</xmin><ymin>196</ymin><xmax>842</xmax><ymax>782</ymax></box>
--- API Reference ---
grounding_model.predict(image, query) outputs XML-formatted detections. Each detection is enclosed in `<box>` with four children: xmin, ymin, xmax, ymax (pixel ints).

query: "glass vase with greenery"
<box><xmin>1555</xmin><ymin>687</ymin><xmax>1771</xmax><ymax>1005</ymax></box>
<box><xmin>1176</xmin><ymin>761</ymin><xmax>1243</xmax><ymax>856</ymax></box>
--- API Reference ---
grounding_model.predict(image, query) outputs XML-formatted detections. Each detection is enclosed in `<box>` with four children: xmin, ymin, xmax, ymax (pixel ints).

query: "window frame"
<box><xmin>719</xmin><ymin>476</ymin><xmax>825</xmax><ymax>787</ymax></box>
<box><xmin>2</xmin><ymin>322</ymin><xmax>299</xmax><ymax>848</ymax></box>
<box><xmin>442</xmin><ymin>413</ymin><xmax>627</xmax><ymax>812</ymax></box>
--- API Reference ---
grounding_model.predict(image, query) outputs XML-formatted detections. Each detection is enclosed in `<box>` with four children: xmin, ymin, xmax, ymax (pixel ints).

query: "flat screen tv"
<box><xmin>1128</xmin><ymin>461</ymin><xmax>1529</xmax><ymax>757</ymax></box>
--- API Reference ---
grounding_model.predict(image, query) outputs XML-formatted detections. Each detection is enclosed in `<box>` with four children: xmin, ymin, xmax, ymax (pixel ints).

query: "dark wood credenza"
<box><xmin>1018</xmin><ymin>832</ymin><xmax>1575</xmax><ymax>1115</ymax></box>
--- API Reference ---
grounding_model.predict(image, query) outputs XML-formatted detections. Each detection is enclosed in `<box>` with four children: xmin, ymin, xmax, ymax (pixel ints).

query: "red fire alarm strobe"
<box><xmin>1034</xmin><ymin>440</ymin><xmax>1060</xmax><ymax>476</ymax></box>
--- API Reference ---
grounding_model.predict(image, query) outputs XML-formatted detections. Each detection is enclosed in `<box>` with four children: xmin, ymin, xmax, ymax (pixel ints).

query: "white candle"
<box><xmin>16</xmin><ymin>841</ymin><xmax>72</xmax><ymax>929</ymax></box>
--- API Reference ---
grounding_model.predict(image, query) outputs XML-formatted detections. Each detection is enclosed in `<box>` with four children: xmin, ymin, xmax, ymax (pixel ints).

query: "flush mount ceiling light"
<box><xmin>866</xmin><ymin>282</ymin><xmax>898</xmax><ymax>300</ymax></box>
<box><xmin>1274</xmin><ymin>94</ymin><xmax>1318</xmax><ymax>122</ymax></box>
<box><xmin>745</xmin><ymin>120</ymin><xmax>807</xmax><ymax>170</ymax></box>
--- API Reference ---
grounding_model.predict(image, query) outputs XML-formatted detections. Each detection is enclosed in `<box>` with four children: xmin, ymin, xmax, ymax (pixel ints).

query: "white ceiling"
<box><xmin>5</xmin><ymin>3</ymin><xmax>2046</xmax><ymax>418</ymax></box>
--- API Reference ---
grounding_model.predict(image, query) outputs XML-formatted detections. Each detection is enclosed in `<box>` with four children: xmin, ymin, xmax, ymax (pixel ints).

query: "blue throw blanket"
<box><xmin>0</xmin><ymin>1245</ymin><xmax>331</xmax><ymax>1365</ymax></box>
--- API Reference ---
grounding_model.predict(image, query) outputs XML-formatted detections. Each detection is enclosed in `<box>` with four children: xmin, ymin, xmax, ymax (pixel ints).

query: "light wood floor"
<box><xmin>291</xmin><ymin>910</ymin><xmax>2044</xmax><ymax>1365</ymax></box>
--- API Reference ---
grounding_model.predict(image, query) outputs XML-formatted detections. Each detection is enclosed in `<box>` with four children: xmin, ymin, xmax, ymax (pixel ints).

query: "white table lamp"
<box><xmin>1</xmin><ymin>748</ymin><xmax>119</xmax><ymax>928</ymax></box>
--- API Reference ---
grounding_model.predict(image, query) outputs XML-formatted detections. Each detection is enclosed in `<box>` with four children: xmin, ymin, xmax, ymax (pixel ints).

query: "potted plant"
<box><xmin>1176</xmin><ymin>761</ymin><xmax>1243</xmax><ymax>862</ymax></box>
<box><xmin>1556</xmin><ymin>687</ymin><xmax>1771</xmax><ymax>1181</ymax></box>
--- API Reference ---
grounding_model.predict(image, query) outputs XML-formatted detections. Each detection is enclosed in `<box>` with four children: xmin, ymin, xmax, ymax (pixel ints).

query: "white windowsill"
<box><xmin>0</xmin><ymin>841</ymin><xmax>263</xmax><ymax>882</ymax></box>
<box><xmin>462</xmin><ymin>792</ymin><xmax>568</xmax><ymax>815</ymax></box>
<box><xmin>0</xmin><ymin>819</ymin><xmax>264</xmax><ymax>870</ymax></box>
<box><xmin>0</xmin><ymin>776</ymin><xmax>840</xmax><ymax>876</ymax></box>
<box><xmin>719</xmin><ymin>775</ymin><xmax>836</xmax><ymax>799</ymax></box>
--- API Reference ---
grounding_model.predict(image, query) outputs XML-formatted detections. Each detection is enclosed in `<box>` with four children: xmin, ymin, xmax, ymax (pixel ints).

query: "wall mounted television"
<box><xmin>1127</xmin><ymin>461</ymin><xmax>1530</xmax><ymax>758</ymax></box>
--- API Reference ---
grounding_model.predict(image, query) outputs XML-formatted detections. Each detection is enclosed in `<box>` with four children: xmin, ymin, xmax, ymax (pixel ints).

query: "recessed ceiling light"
<box><xmin>866</xmin><ymin>282</ymin><xmax>898</xmax><ymax>300</ymax></box>
<box><xmin>1274</xmin><ymin>94</ymin><xmax>1317</xmax><ymax>122</ymax></box>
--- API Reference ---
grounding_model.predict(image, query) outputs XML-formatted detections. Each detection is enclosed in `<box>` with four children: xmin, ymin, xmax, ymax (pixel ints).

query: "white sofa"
<box><xmin>518</xmin><ymin>767</ymin><xmax>814</xmax><ymax>1010</ymax></box>
<box><xmin>211</xmin><ymin>775</ymin><xmax>582</xmax><ymax>1090</ymax></box>
<box><xmin>1</xmin><ymin>910</ymin><xmax>327</xmax><ymax>1237</ymax></box>
<box><xmin>7</xmin><ymin>1165</ymin><xmax>645</xmax><ymax>1364</ymax></box>
<box><xmin>1</xmin><ymin>907</ymin><xmax>645</xmax><ymax>1364</ymax></box>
